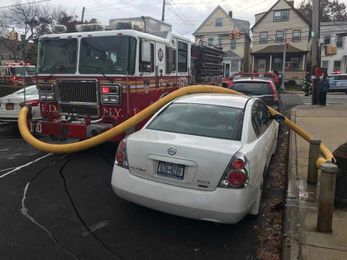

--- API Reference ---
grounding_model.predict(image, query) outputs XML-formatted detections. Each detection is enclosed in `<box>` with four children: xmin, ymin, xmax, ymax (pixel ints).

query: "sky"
<box><xmin>2</xmin><ymin>0</ymin><xmax>347</xmax><ymax>39</ymax></box>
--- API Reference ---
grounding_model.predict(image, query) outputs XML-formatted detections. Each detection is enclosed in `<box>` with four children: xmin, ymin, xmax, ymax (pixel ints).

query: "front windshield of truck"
<box><xmin>37</xmin><ymin>38</ymin><xmax>77</xmax><ymax>74</ymax></box>
<box><xmin>13</xmin><ymin>67</ymin><xmax>26</xmax><ymax>76</ymax></box>
<box><xmin>25</xmin><ymin>66</ymin><xmax>36</xmax><ymax>75</ymax></box>
<box><xmin>79</xmin><ymin>36</ymin><xmax>136</xmax><ymax>75</ymax></box>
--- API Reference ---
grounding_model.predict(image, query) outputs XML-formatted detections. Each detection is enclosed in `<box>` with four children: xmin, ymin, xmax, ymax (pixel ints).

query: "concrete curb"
<box><xmin>281</xmin><ymin>110</ymin><xmax>300</xmax><ymax>260</ymax></box>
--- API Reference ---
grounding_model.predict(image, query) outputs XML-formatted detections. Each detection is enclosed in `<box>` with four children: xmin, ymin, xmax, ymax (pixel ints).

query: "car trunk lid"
<box><xmin>126</xmin><ymin>129</ymin><xmax>241</xmax><ymax>191</ymax></box>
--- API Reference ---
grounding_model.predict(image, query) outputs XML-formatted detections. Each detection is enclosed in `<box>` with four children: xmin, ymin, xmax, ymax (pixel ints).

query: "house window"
<box><xmin>321</xmin><ymin>60</ymin><xmax>329</xmax><ymax>73</ymax></box>
<box><xmin>258</xmin><ymin>59</ymin><xmax>266</xmax><ymax>72</ymax></box>
<box><xmin>230</xmin><ymin>39</ymin><xmax>236</xmax><ymax>49</ymax></box>
<box><xmin>273</xmin><ymin>9</ymin><xmax>289</xmax><ymax>22</ymax></box>
<box><xmin>276</xmin><ymin>31</ymin><xmax>284</xmax><ymax>42</ymax></box>
<box><xmin>259</xmin><ymin>32</ymin><xmax>268</xmax><ymax>44</ymax></box>
<box><xmin>334</xmin><ymin>60</ymin><xmax>341</xmax><ymax>72</ymax></box>
<box><xmin>288</xmin><ymin>57</ymin><xmax>299</xmax><ymax>70</ymax></box>
<box><xmin>324</xmin><ymin>36</ymin><xmax>331</xmax><ymax>45</ymax></box>
<box><xmin>336</xmin><ymin>36</ymin><xmax>343</xmax><ymax>48</ymax></box>
<box><xmin>207</xmin><ymin>36</ymin><xmax>214</xmax><ymax>45</ymax></box>
<box><xmin>215</xmin><ymin>18</ymin><xmax>223</xmax><ymax>27</ymax></box>
<box><xmin>274</xmin><ymin>57</ymin><xmax>282</xmax><ymax>70</ymax></box>
<box><xmin>292</xmin><ymin>30</ymin><xmax>301</xmax><ymax>42</ymax></box>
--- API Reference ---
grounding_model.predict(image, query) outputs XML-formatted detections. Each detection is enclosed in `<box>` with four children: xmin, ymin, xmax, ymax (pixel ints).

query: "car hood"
<box><xmin>0</xmin><ymin>94</ymin><xmax>38</xmax><ymax>103</ymax></box>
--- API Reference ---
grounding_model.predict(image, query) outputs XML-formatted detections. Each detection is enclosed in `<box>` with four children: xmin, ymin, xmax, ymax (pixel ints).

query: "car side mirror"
<box><xmin>272</xmin><ymin>114</ymin><xmax>285</xmax><ymax>123</ymax></box>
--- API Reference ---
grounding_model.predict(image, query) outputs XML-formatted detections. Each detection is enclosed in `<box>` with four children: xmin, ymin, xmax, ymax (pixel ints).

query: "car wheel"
<box><xmin>249</xmin><ymin>176</ymin><xmax>264</xmax><ymax>216</ymax></box>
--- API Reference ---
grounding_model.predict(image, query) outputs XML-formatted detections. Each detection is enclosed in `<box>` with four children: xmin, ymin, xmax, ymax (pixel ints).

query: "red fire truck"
<box><xmin>30</xmin><ymin>17</ymin><xmax>223</xmax><ymax>141</ymax></box>
<box><xmin>0</xmin><ymin>62</ymin><xmax>36</xmax><ymax>86</ymax></box>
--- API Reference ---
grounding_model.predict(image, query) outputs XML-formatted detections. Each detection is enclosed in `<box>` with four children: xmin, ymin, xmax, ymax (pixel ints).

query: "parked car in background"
<box><xmin>0</xmin><ymin>85</ymin><xmax>40</xmax><ymax>122</ymax></box>
<box><xmin>231</xmin><ymin>78</ymin><xmax>282</xmax><ymax>112</ymax></box>
<box><xmin>328</xmin><ymin>73</ymin><xmax>347</xmax><ymax>94</ymax></box>
<box><xmin>111</xmin><ymin>93</ymin><xmax>282</xmax><ymax>224</ymax></box>
<box><xmin>222</xmin><ymin>76</ymin><xmax>234</xmax><ymax>88</ymax></box>
<box><xmin>234</xmin><ymin>72</ymin><xmax>280</xmax><ymax>89</ymax></box>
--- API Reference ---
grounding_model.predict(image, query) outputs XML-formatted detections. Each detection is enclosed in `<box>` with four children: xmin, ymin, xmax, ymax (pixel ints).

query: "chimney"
<box><xmin>287</xmin><ymin>1</ymin><xmax>294</xmax><ymax>7</ymax></box>
<box><xmin>229</xmin><ymin>11</ymin><xmax>233</xmax><ymax>18</ymax></box>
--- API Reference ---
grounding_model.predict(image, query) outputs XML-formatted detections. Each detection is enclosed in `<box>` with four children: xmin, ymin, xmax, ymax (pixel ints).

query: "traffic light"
<box><xmin>229</xmin><ymin>30</ymin><xmax>241</xmax><ymax>40</ymax></box>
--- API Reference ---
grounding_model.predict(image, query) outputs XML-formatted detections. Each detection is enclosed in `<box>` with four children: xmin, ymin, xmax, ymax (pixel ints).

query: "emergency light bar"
<box><xmin>76</xmin><ymin>23</ymin><xmax>104</xmax><ymax>32</ymax></box>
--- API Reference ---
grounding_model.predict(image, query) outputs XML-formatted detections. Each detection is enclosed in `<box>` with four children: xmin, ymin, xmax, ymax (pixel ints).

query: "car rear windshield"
<box><xmin>147</xmin><ymin>103</ymin><xmax>244</xmax><ymax>140</ymax></box>
<box><xmin>233</xmin><ymin>82</ymin><xmax>273</xmax><ymax>95</ymax></box>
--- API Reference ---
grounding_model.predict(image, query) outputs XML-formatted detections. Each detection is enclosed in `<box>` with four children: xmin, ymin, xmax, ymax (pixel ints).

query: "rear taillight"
<box><xmin>115</xmin><ymin>139</ymin><xmax>128</xmax><ymax>169</ymax></box>
<box><xmin>219</xmin><ymin>153</ymin><xmax>249</xmax><ymax>188</ymax></box>
<box><xmin>228</xmin><ymin>170</ymin><xmax>248</xmax><ymax>187</ymax></box>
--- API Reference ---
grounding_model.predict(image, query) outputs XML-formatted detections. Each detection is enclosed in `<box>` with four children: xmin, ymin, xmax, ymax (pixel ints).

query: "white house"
<box><xmin>320</xmin><ymin>21</ymin><xmax>347</xmax><ymax>74</ymax></box>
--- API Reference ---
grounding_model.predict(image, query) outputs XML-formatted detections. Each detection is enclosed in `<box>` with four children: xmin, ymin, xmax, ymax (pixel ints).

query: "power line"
<box><xmin>166</xmin><ymin>1</ymin><xmax>195</xmax><ymax>27</ymax></box>
<box><xmin>0</xmin><ymin>0</ymin><xmax>51</xmax><ymax>9</ymax></box>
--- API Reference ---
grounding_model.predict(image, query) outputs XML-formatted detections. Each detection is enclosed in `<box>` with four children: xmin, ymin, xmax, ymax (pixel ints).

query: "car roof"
<box><xmin>172</xmin><ymin>93</ymin><xmax>251</xmax><ymax>109</ymax></box>
<box><xmin>233</xmin><ymin>77</ymin><xmax>272</xmax><ymax>83</ymax></box>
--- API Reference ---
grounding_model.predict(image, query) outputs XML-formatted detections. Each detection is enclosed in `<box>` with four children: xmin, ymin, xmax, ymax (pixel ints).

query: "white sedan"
<box><xmin>0</xmin><ymin>85</ymin><xmax>40</xmax><ymax>122</ymax></box>
<box><xmin>111</xmin><ymin>93</ymin><xmax>282</xmax><ymax>224</ymax></box>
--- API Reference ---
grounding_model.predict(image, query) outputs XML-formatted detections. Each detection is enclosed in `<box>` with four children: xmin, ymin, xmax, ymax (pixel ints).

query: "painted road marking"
<box><xmin>0</xmin><ymin>153</ymin><xmax>53</xmax><ymax>179</ymax></box>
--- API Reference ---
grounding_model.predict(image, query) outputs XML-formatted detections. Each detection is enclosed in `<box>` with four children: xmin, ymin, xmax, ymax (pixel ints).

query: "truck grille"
<box><xmin>57</xmin><ymin>80</ymin><xmax>98</xmax><ymax>103</ymax></box>
<box><xmin>57</xmin><ymin>80</ymin><xmax>99</xmax><ymax>117</ymax></box>
<box><xmin>60</xmin><ymin>104</ymin><xmax>99</xmax><ymax>116</ymax></box>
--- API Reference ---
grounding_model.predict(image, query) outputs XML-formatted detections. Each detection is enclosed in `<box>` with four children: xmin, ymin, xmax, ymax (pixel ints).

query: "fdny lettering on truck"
<box><xmin>102</xmin><ymin>107</ymin><xmax>122</xmax><ymax>118</ymax></box>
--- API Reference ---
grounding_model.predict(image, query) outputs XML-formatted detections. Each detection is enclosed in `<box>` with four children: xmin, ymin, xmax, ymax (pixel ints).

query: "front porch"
<box><xmin>251</xmin><ymin>45</ymin><xmax>308</xmax><ymax>84</ymax></box>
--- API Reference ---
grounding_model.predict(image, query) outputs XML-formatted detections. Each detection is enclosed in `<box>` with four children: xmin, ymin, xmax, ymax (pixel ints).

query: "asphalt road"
<box><xmin>0</xmin><ymin>92</ymin><xmax>346</xmax><ymax>259</ymax></box>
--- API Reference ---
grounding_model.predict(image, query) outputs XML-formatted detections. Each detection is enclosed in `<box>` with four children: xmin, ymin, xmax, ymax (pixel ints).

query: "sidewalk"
<box><xmin>283</xmin><ymin>104</ymin><xmax>347</xmax><ymax>260</ymax></box>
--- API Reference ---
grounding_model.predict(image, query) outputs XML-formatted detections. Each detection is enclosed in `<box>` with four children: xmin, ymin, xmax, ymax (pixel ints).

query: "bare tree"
<box><xmin>0</xmin><ymin>1</ymin><xmax>78</xmax><ymax>63</ymax></box>
<box><xmin>0</xmin><ymin>12</ymin><xmax>20</xmax><ymax>61</ymax></box>
<box><xmin>298</xmin><ymin>0</ymin><xmax>347</xmax><ymax>22</ymax></box>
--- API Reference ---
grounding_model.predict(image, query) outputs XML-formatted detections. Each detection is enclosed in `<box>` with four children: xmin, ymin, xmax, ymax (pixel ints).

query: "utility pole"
<box><xmin>311</xmin><ymin>0</ymin><xmax>320</xmax><ymax>104</ymax></box>
<box><xmin>281</xmin><ymin>29</ymin><xmax>288</xmax><ymax>92</ymax></box>
<box><xmin>161</xmin><ymin>0</ymin><xmax>166</xmax><ymax>21</ymax></box>
<box><xmin>81</xmin><ymin>6</ymin><xmax>85</xmax><ymax>23</ymax></box>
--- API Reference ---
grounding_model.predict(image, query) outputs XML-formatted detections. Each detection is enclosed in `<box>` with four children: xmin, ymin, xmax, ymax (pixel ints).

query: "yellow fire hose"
<box><xmin>18</xmin><ymin>85</ymin><xmax>333</xmax><ymax>167</ymax></box>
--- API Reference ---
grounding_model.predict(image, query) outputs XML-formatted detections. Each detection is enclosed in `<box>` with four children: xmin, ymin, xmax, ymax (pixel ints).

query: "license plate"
<box><xmin>157</xmin><ymin>161</ymin><xmax>185</xmax><ymax>180</ymax></box>
<box><xmin>29</xmin><ymin>122</ymin><xmax>42</xmax><ymax>134</ymax></box>
<box><xmin>5</xmin><ymin>103</ymin><xmax>14</xmax><ymax>110</ymax></box>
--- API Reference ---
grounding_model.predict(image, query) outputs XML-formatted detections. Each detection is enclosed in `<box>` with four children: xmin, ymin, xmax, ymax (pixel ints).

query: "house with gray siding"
<box><xmin>251</xmin><ymin>0</ymin><xmax>310</xmax><ymax>83</ymax></box>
